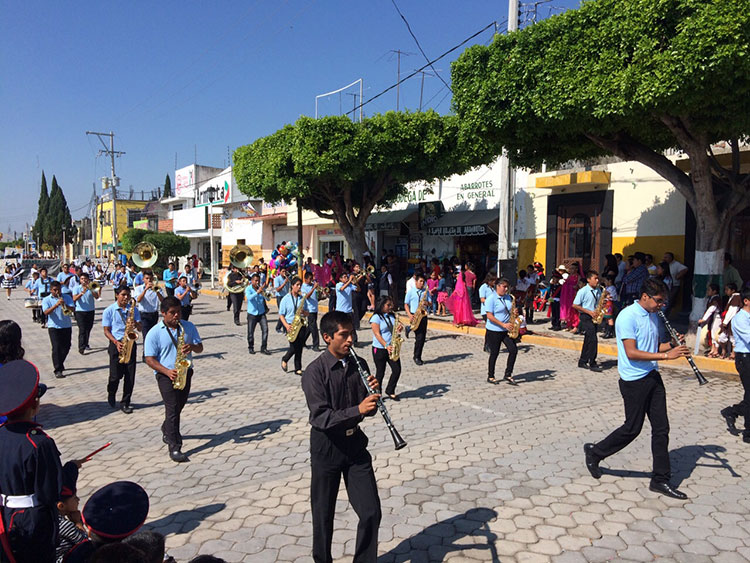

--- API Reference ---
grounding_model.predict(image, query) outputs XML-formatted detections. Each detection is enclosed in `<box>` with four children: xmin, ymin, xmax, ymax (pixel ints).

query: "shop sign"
<box><xmin>419</xmin><ymin>201</ymin><xmax>444</xmax><ymax>230</ymax></box>
<box><xmin>427</xmin><ymin>224</ymin><xmax>488</xmax><ymax>237</ymax></box>
<box><xmin>366</xmin><ymin>222</ymin><xmax>399</xmax><ymax>231</ymax></box>
<box><xmin>456</xmin><ymin>179</ymin><xmax>495</xmax><ymax>202</ymax></box>
<box><xmin>317</xmin><ymin>229</ymin><xmax>343</xmax><ymax>236</ymax></box>
<box><xmin>394</xmin><ymin>185</ymin><xmax>435</xmax><ymax>204</ymax></box>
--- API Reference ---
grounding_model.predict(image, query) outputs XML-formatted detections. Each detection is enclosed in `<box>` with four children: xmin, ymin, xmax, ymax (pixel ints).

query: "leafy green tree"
<box><xmin>452</xmin><ymin>0</ymin><xmax>750</xmax><ymax>319</ymax></box>
<box><xmin>234</xmin><ymin>111</ymin><xmax>491</xmax><ymax>262</ymax></box>
<box><xmin>33</xmin><ymin>172</ymin><xmax>49</xmax><ymax>246</ymax></box>
<box><xmin>45</xmin><ymin>176</ymin><xmax>77</xmax><ymax>249</ymax></box>
<box><xmin>163</xmin><ymin>174</ymin><xmax>172</xmax><ymax>198</ymax></box>
<box><xmin>120</xmin><ymin>228</ymin><xmax>151</xmax><ymax>253</ymax></box>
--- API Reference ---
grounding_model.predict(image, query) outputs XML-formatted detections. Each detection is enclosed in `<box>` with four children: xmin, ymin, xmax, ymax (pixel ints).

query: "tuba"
<box><xmin>508</xmin><ymin>295</ymin><xmax>521</xmax><ymax>339</ymax></box>
<box><xmin>173</xmin><ymin>323</ymin><xmax>191</xmax><ymax>390</ymax></box>
<box><xmin>389</xmin><ymin>318</ymin><xmax>404</xmax><ymax>361</ymax></box>
<box><xmin>591</xmin><ymin>285</ymin><xmax>609</xmax><ymax>325</ymax></box>
<box><xmin>409</xmin><ymin>289</ymin><xmax>429</xmax><ymax>331</ymax></box>
<box><xmin>287</xmin><ymin>295</ymin><xmax>308</xmax><ymax>342</ymax></box>
<box><xmin>223</xmin><ymin>245</ymin><xmax>253</xmax><ymax>294</ymax></box>
<box><xmin>132</xmin><ymin>242</ymin><xmax>158</xmax><ymax>269</ymax></box>
<box><xmin>118</xmin><ymin>299</ymin><xmax>138</xmax><ymax>364</ymax></box>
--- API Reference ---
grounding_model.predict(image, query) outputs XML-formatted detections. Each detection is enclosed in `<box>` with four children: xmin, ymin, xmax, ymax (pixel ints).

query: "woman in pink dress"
<box><xmin>559</xmin><ymin>262</ymin><xmax>580</xmax><ymax>331</ymax></box>
<box><xmin>446</xmin><ymin>271</ymin><xmax>478</xmax><ymax>327</ymax></box>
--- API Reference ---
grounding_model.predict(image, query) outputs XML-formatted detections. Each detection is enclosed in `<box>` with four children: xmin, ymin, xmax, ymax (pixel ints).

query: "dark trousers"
<box><xmin>230</xmin><ymin>292</ymin><xmax>244</xmax><ymax>323</ymax></box>
<box><xmin>350</xmin><ymin>312</ymin><xmax>359</xmax><ymax>344</ymax></box>
<box><xmin>166</xmin><ymin>286</ymin><xmax>175</xmax><ymax>297</ymax></box>
<box><xmin>140</xmin><ymin>311</ymin><xmax>159</xmax><ymax>344</ymax></box>
<box><xmin>372</xmin><ymin>347</ymin><xmax>401</xmax><ymax>395</ymax></box>
<box><xmin>305</xmin><ymin>312</ymin><xmax>320</xmax><ymax>348</ymax></box>
<box><xmin>74</xmin><ymin>310</ymin><xmax>95</xmax><ymax>352</ymax></box>
<box><xmin>413</xmin><ymin>317</ymin><xmax>427</xmax><ymax>361</ymax></box>
<box><xmin>310</xmin><ymin>428</ymin><xmax>381</xmax><ymax>563</ymax></box>
<box><xmin>180</xmin><ymin>305</ymin><xmax>192</xmax><ymax>322</ymax></box>
<box><xmin>283</xmin><ymin>327</ymin><xmax>307</xmax><ymax>371</ymax></box>
<box><xmin>551</xmin><ymin>301</ymin><xmax>561</xmax><ymax>329</ymax></box>
<box><xmin>727</xmin><ymin>353</ymin><xmax>750</xmax><ymax>437</ymax></box>
<box><xmin>107</xmin><ymin>341</ymin><xmax>136</xmax><ymax>406</ymax></box>
<box><xmin>590</xmin><ymin>370</ymin><xmax>671</xmax><ymax>484</ymax></box>
<box><xmin>156</xmin><ymin>369</ymin><xmax>192</xmax><ymax>450</ymax></box>
<box><xmin>247</xmin><ymin>314</ymin><xmax>269</xmax><ymax>351</ymax></box>
<box><xmin>226</xmin><ymin>293</ymin><xmax>232</xmax><ymax>310</ymax></box>
<box><xmin>578</xmin><ymin>314</ymin><xmax>598</xmax><ymax>365</ymax></box>
<box><xmin>48</xmin><ymin>327</ymin><xmax>72</xmax><ymax>373</ymax></box>
<box><xmin>2</xmin><ymin>505</ymin><xmax>57</xmax><ymax>563</ymax></box>
<box><xmin>486</xmin><ymin>330</ymin><xmax>518</xmax><ymax>379</ymax></box>
<box><xmin>276</xmin><ymin>297</ymin><xmax>285</xmax><ymax>333</ymax></box>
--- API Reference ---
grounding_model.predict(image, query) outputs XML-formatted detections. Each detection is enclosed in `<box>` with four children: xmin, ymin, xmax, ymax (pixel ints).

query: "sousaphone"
<box><xmin>223</xmin><ymin>244</ymin><xmax>254</xmax><ymax>294</ymax></box>
<box><xmin>132</xmin><ymin>242</ymin><xmax>158</xmax><ymax>269</ymax></box>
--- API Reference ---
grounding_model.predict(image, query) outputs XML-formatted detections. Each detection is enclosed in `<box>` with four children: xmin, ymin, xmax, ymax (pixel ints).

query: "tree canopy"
<box><xmin>121</xmin><ymin>228</ymin><xmax>190</xmax><ymax>268</ymax></box>
<box><xmin>33</xmin><ymin>172</ymin><xmax>49</xmax><ymax>246</ymax></box>
<box><xmin>234</xmin><ymin>111</ymin><xmax>492</xmax><ymax>261</ymax></box>
<box><xmin>45</xmin><ymin>175</ymin><xmax>77</xmax><ymax>248</ymax></box>
<box><xmin>163</xmin><ymin>173</ymin><xmax>172</xmax><ymax>198</ymax></box>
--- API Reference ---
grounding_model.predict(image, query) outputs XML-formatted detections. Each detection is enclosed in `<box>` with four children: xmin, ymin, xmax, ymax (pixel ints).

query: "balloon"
<box><xmin>287</xmin><ymin>258</ymin><xmax>297</xmax><ymax>269</ymax></box>
<box><xmin>280</xmin><ymin>246</ymin><xmax>289</xmax><ymax>257</ymax></box>
<box><xmin>271</xmin><ymin>249</ymin><xmax>279</xmax><ymax>259</ymax></box>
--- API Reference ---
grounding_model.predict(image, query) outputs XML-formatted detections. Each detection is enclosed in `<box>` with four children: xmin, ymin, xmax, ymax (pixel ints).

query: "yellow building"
<box><xmin>95</xmin><ymin>199</ymin><xmax>150</xmax><ymax>257</ymax></box>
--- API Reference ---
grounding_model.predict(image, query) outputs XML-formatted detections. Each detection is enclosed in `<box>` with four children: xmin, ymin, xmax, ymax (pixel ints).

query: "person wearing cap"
<box><xmin>102</xmin><ymin>286</ymin><xmax>142</xmax><ymax>415</ymax></box>
<box><xmin>245</xmin><ymin>272</ymin><xmax>271</xmax><ymax>355</ymax></box>
<box><xmin>144</xmin><ymin>296</ymin><xmax>203</xmax><ymax>463</ymax></box>
<box><xmin>55</xmin><ymin>462</ymin><xmax>88</xmax><ymax>563</ymax></box>
<box><xmin>174</xmin><ymin>275</ymin><xmax>197</xmax><ymax>322</ymax></box>
<box><xmin>62</xmin><ymin>481</ymin><xmax>149</xmax><ymax>563</ymax></box>
<box><xmin>42</xmin><ymin>280</ymin><xmax>74</xmax><ymax>379</ymax></box>
<box><xmin>0</xmin><ymin>360</ymin><xmax>63</xmax><ymax>562</ymax></box>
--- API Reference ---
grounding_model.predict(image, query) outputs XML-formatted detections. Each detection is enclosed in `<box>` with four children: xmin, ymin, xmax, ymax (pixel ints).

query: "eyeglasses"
<box><xmin>647</xmin><ymin>294</ymin><xmax>666</xmax><ymax>305</ymax></box>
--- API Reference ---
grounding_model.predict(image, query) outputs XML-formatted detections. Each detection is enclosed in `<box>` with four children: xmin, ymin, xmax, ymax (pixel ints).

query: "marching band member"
<box><xmin>245</xmin><ymin>272</ymin><xmax>271</xmax><ymax>355</ymax></box>
<box><xmin>42</xmin><ymin>281</ymin><xmax>74</xmax><ymax>379</ymax></box>
<box><xmin>274</xmin><ymin>267</ymin><xmax>290</xmax><ymax>334</ymax></box>
<box><xmin>226</xmin><ymin>264</ymin><xmax>245</xmax><ymax>326</ymax></box>
<box><xmin>584</xmin><ymin>278</ymin><xmax>690</xmax><ymax>499</ymax></box>
<box><xmin>72</xmin><ymin>272</ymin><xmax>98</xmax><ymax>355</ymax></box>
<box><xmin>572</xmin><ymin>270</ymin><xmax>604</xmax><ymax>372</ymax></box>
<box><xmin>404</xmin><ymin>273</ymin><xmax>431</xmax><ymax>366</ymax></box>
<box><xmin>371</xmin><ymin>296</ymin><xmax>402</xmax><ymax>400</ymax></box>
<box><xmin>174</xmin><ymin>275</ymin><xmax>197</xmax><ymax>322</ymax></box>
<box><xmin>278</xmin><ymin>277</ymin><xmax>308</xmax><ymax>375</ymax></box>
<box><xmin>133</xmin><ymin>269</ymin><xmax>164</xmax><ymax>345</ymax></box>
<box><xmin>335</xmin><ymin>271</ymin><xmax>360</xmax><ymax>345</ymax></box>
<box><xmin>56</xmin><ymin>264</ymin><xmax>77</xmax><ymax>298</ymax></box>
<box><xmin>721</xmin><ymin>287</ymin><xmax>750</xmax><ymax>444</ymax></box>
<box><xmin>36</xmin><ymin>267</ymin><xmax>52</xmax><ymax>328</ymax></box>
<box><xmin>484</xmin><ymin>279</ymin><xmax>518</xmax><ymax>385</ymax></box>
<box><xmin>145</xmin><ymin>296</ymin><xmax>203</xmax><ymax>463</ymax></box>
<box><xmin>301</xmin><ymin>271</ymin><xmax>322</xmax><ymax>351</ymax></box>
<box><xmin>102</xmin><ymin>287</ymin><xmax>142</xmax><ymax>414</ymax></box>
<box><xmin>162</xmin><ymin>262</ymin><xmax>178</xmax><ymax>297</ymax></box>
<box><xmin>24</xmin><ymin>270</ymin><xmax>42</xmax><ymax>324</ymax></box>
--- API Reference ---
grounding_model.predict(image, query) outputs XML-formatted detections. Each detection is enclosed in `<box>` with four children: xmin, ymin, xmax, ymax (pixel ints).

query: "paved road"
<box><xmin>2</xmin><ymin>294</ymin><xmax>749</xmax><ymax>562</ymax></box>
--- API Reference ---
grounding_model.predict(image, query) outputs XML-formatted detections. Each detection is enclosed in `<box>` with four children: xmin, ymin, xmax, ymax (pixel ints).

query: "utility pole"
<box><xmin>390</xmin><ymin>50</ymin><xmax>413</xmax><ymax>111</ymax></box>
<box><xmin>86</xmin><ymin>131</ymin><xmax>124</xmax><ymax>259</ymax></box>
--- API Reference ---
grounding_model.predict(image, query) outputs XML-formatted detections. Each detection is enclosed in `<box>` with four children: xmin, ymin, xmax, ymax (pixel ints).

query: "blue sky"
<box><xmin>0</xmin><ymin>0</ymin><xmax>579</xmax><ymax>239</ymax></box>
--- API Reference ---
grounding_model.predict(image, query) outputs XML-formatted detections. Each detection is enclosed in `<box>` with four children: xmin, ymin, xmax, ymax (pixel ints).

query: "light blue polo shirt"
<box><xmin>404</xmin><ymin>287</ymin><xmax>431</xmax><ymax>314</ymax></box>
<box><xmin>573</xmin><ymin>285</ymin><xmax>601</xmax><ymax>312</ymax></box>
<box><xmin>301</xmin><ymin>283</ymin><xmax>318</xmax><ymax>313</ymax></box>
<box><xmin>133</xmin><ymin>285</ymin><xmax>162</xmax><ymax>313</ymax></box>
<box><xmin>133</xmin><ymin>272</ymin><xmax>144</xmax><ymax>287</ymax></box>
<box><xmin>731</xmin><ymin>309</ymin><xmax>750</xmax><ymax>354</ymax></box>
<box><xmin>279</xmin><ymin>293</ymin><xmax>306</xmax><ymax>324</ymax></box>
<box><xmin>371</xmin><ymin>313</ymin><xmax>395</xmax><ymax>349</ymax></box>
<box><xmin>144</xmin><ymin>320</ymin><xmax>202</xmax><ymax>373</ymax></box>
<box><xmin>102</xmin><ymin>302</ymin><xmax>142</xmax><ymax>340</ymax></box>
<box><xmin>35</xmin><ymin>277</ymin><xmax>51</xmax><ymax>296</ymax></box>
<box><xmin>25</xmin><ymin>278</ymin><xmax>40</xmax><ymax>298</ymax></box>
<box><xmin>335</xmin><ymin>282</ymin><xmax>356</xmax><ymax>313</ymax></box>
<box><xmin>616</xmin><ymin>302</ymin><xmax>660</xmax><ymax>381</ymax></box>
<box><xmin>57</xmin><ymin>272</ymin><xmax>77</xmax><ymax>294</ymax></box>
<box><xmin>175</xmin><ymin>286</ymin><xmax>192</xmax><ymax>306</ymax></box>
<box><xmin>485</xmin><ymin>292</ymin><xmax>511</xmax><ymax>332</ymax></box>
<box><xmin>479</xmin><ymin>283</ymin><xmax>492</xmax><ymax>315</ymax></box>
<box><xmin>72</xmin><ymin>285</ymin><xmax>96</xmax><ymax>312</ymax></box>
<box><xmin>274</xmin><ymin>275</ymin><xmax>288</xmax><ymax>298</ymax></box>
<box><xmin>42</xmin><ymin>294</ymin><xmax>73</xmax><ymax>329</ymax></box>
<box><xmin>162</xmin><ymin>268</ymin><xmax>178</xmax><ymax>289</ymax></box>
<box><xmin>245</xmin><ymin>286</ymin><xmax>266</xmax><ymax>316</ymax></box>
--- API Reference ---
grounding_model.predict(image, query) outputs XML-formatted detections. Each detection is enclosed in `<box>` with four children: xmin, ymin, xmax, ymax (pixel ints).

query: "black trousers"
<box><xmin>283</xmin><ymin>327</ymin><xmax>307</xmax><ymax>371</ymax></box>
<box><xmin>226</xmin><ymin>293</ymin><xmax>232</xmax><ymax>310</ymax></box>
<box><xmin>275</xmin><ymin>297</ymin><xmax>285</xmax><ymax>332</ymax></box>
<box><xmin>727</xmin><ymin>353</ymin><xmax>750</xmax><ymax>438</ymax></box>
<box><xmin>166</xmin><ymin>286</ymin><xmax>175</xmax><ymax>297</ymax></box>
<box><xmin>247</xmin><ymin>314</ymin><xmax>269</xmax><ymax>351</ymax></box>
<box><xmin>486</xmin><ymin>330</ymin><xmax>518</xmax><ymax>379</ymax></box>
<box><xmin>578</xmin><ymin>314</ymin><xmax>598</xmax><ymax>365</ymax></box>
<box><xmin>48</xmin><ymin>327</ymin><xmax>72</xmax><ymax>373</ymax></box>
<box><xmin>2</xmin><ymin>505</ymin><xmax>57</xmax><ymax>563</ymax></box>
<box><xmin>156</xmin><ymin>369</ymin><xmax>192</xmax><ymax>450</ymax></box>
<box><xmin>550</xmin><ymin>301</ymin><xmax>561</xmax><ymax>329</ymax></box>
<box><xmin>310</xmin><ymin>428</ymin><xmax>381</xmax><ymax>563</ymax></box>
<box><xmin>74</xmin><ymin>310</ymin><xmax>95</xmax><ymax>352</ymax></box>
<box><xmin>180</xmin><ymin>304</ymin><xmax>193</xmax><ymax>322</ymax></box>
<box><xmin>107</xmin><ymin>341</ymin><xmax>136</xmax><ymax>406</ymax></box>
<box><xmin>590</xmin><ymin>370</ymin><xmax>671</xmax><ymax>484</ymax></box>
<box><xmin>305</xmin><ymin>312</ymin><xmax>320</xmax><ymax>348</ymax></box>
<box><xmin>140</xmin><ymin>311</ymin><xmax>159</xmax><ymax>343</ymax></box>
<box><xmin>230</xmin><ymin>292</ymin><xmax>244</xmax><ymax>323</ymax></box>
<box><xmin>413</xmin><ymin>316</ymin><xmax>427</xmax><ymax>361</ymax></box>
<box><xmin>372</xmin><ymin>347</ymin><xmax>401</xmax><ymax>395</ymax></box>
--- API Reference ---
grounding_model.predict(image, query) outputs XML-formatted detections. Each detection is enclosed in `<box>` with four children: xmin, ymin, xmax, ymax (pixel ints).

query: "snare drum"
<box><xmin>24</xmin><ymin>298</ymin><xmax>41</xmax><ymax>309</ymax></box>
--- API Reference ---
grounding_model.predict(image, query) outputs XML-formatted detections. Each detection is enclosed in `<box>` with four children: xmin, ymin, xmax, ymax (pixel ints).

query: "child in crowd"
<box><xmin>548</xmin><ymin>272</ymin><xmax>563</xmax><ymax>331</ymax></box>
<box><xmin>427</xmin><ymin>270</ymin><xmax>439</xmax><ymax>314</ymax></box>
<box><xmin>436</xmin><ymin>271</ymin><xmax>449</xmax><ymax>316</ymax></box>
<box><xmin>698</xmin><ymin>283</ymin><xmax>723</xmax><ymax>357</ymax></box>
<box><xmin>601</xmin><ymin>274</ymin><xmax>618</xmax><ymax>339</ymax></box>
<box><xmin>721</xmin><ymin>283</ymin><xmax>742</xmax><ymax>360</ymax></box>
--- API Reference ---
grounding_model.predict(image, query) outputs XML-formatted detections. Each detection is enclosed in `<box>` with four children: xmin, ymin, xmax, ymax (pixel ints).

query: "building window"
<box><xmin>567</xmin><ymin>213</ymin><xmax>592</xmax><ymax>259</ymax></box>
<box><xmin>172</xmin><ymin>204</ymin><xmax>183</xmax><ymax>212</ymax></box>
<box><xmin>127</xmin><ymin>209</ymin><xmax>144</xmax><ymax>228</ymax></box>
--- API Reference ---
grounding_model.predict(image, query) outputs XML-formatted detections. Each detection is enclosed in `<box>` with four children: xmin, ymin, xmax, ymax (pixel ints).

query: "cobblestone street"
<box><xmin>2</xmin><ymin>295</ymin><xmax>749</xmax><ymax>562</ymax></box>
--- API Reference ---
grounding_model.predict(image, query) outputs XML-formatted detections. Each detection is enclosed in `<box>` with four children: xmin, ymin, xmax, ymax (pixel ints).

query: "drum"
<box><xmin>24</xmin><ymin>298</ymin><xmax>41</xmax><ymax>309</ymax></box>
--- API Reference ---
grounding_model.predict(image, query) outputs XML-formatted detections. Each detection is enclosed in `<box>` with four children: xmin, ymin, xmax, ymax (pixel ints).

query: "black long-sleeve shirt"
<box><xmin>301</xmin><ymin>350</ymin><xmax>370</xmax><ymax>432</ymax></box>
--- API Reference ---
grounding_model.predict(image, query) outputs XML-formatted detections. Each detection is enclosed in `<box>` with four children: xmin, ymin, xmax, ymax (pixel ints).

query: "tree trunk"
<box><xmin>338</xmin><ymin>221</ymin><xmax>369</xmax><ymax>264</ymax></box>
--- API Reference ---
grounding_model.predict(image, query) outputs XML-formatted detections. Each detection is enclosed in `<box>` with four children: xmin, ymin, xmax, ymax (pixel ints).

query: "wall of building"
<box><xmin>95</xmin><ymin>200</ymin><xmax>149</xmax><ymax>252</ymax></box>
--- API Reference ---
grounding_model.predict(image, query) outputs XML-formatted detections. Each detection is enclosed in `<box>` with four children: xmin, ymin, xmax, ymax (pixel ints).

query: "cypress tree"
<box><xmin>33</xmin><ymin>172</ymin><xmax>49</xmax><ymax>246</ymax></box>
<box><xmin>46</xmin><ymin>176</ymin><xmax>76</xmax><ymax>248</ymax></box>
<box><xmin>163</xmin><ymin>173</ymin><xmax>172</xmax><ymax>198</ymax></box>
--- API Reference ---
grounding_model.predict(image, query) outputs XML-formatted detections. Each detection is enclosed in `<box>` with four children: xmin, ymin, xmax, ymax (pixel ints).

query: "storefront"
<box><xmin>365</xmin><ymin>208</ymin><xmax>418</xmax><ymax>263</ymax></box>
<box><xmin>425</xmin><ymin>209</ymin><xmax>500</xmax><ymax>271</ymax></box>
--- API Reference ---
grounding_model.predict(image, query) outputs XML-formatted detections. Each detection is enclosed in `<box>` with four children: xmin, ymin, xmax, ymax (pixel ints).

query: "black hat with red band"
<box><xmin>82</xmin><ymin>481</ymin><xmax>149</xmax><ymax>540</ymax></box>
<box><xmin>0</xmin><ymin>360</ymin><xmax>47</xmax><ymax>417</ymax></box>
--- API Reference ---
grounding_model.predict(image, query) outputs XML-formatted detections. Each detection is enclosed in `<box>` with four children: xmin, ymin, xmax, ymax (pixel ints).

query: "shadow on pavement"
<box><xmin>377</xmin><ymin>507</ymin><xmax>499</xmax><ymax>563</ymax></box>
<box><xmin>398</xmin><ymin>384</ymin><xmax>450</xmax><ymax>401</ymax></box>
<box><xmin>145</xmin><ymin>502</ymin><xmax>226</xmax><ymax>535</ymax></box>
<box><xmin>514</xmin><ymin>369</ymin><xmax>556</xmax><ymax>383</ymax></box>
<box><xmin>39</xmin><ymin>401</ymin><xmax>115</xmax><ymax>429</ymax></box>
<box><xmin>427</xmin><ymin>353</ymin><xmax>473</xmax><ymax>365</ymax></box>
<box><xmin>182</xmin><ymin>418</ymin><xmax>292</xmax><ymax>457</ymax></box>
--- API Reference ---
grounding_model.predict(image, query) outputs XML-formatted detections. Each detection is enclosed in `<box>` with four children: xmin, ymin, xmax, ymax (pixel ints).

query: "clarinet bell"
<box><xmin>391</xmin><ymin>428</ymin><xmax>407</xmax><ymax>450</ymax></box>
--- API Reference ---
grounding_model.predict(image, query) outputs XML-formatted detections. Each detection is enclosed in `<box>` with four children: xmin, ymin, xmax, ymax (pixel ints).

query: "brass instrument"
<box><xmin>591</xmin><ymin>285</ymin><xmax>609</xmax><ymax>324</ymax></box>
<box><xmin>389</xmin><ymin>318</ymin><xmax>404</xmax><ymax>361</ymax></box>
<box><xmin>223</xmin><ymin>245</ymin><xmax>254</xmax><ymax>294</ymax></box>
<box><xmin>316</xmin><ymin>286</ymin><xmax>330</xmax><ymax>301</ymax></box>
<box><xmin>287</xmin><ymin>294</ymin><xmax>308</xmax><ymax>342</ymax></box>
<box><xmin>132</xmin><ymin>242</ymin><xmax>158</xmax><ymax>269</ymax></box>
<box><xmin>262</xmin><ymin>287</ymin><xmax>274</xmax><ymax>301</ymax></box>
<box><xmin>409</xmin><ymin>289</ymin><xmax>429</xmax><ymax>331</ymax></box>
<box><xmin>366</xmin><ymin>264</ymin><xmax>376</xmax><ymax>275</ymax></box>
<box><xmin>173</xmin><ymin>323</ymin><xmax>191</xmax><ymax>390</ymax></box>
<box><xmin>61</xmin><ymin>298</ymin><xmax>75</xmax><ymax>317</ymax></box>
<box><xmin>118</xmin><ymin>299</ymin><xmax>138</xmax><ymax>364</ymax></box>
<box><xmin>508</xmin><ymin>295</ymin><xmax>521</xmax><ymax>339</ymax></box>
<box><xmin>89</xmin><ymin>281</ymin><xmax>101</xmax><ymax>292</ymax></box>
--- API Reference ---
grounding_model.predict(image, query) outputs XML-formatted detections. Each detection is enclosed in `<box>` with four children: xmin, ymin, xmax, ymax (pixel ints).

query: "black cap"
<box><xmin>60</xmin><ymin>461</ymin><xmax>80</xmax><ymax>499</ymax></box>
<box><xmin>0</xmin><ymin>360</ymin><xmax>44</xmax><ymax>416</ymax></box>
<box><xmin>82</xmin><ymin>481</ymin><xmax>149</xmax><ymax>540</ymax></box>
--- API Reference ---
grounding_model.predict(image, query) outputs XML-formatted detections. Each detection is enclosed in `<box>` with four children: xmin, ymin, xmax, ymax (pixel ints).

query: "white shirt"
<box><xmin>668</xmin><ymin>260</ymin><xmax>688</xmax><ymax>287</ymax></box>
<box><xmin>406</xmin><ymin>277</ymin><xmax>416</xmax><ymax>294</ymax></box>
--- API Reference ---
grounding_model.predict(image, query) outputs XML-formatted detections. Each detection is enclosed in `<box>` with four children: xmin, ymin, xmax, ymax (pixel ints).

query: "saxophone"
<box><xmin>173</xmin><ymin>324</ymin><xmax>191</xmax><ymax>390</ymax></box>
<box><xmin>118</xmin><ymin>299</ymin><xmax>138</xmax><ymax>364</ymax></box>
<box><xmin>389</xmin><ymin>318</ymin><xmax>404</xmax><ymax>361</ymax></box>
<box><xmin>591</xmin><ymin>285</ymin><xmax>608</xmax><ymax>324</ymax></box>
<box><xmin>508</xmin><ymin>295</ymin><xmax>521</xmax><ymax>339</ymax></box>
<box><xmin>287</xmin><ymin>295</ymin><xmax>308</xmax><ymax>342</ymax></box>
<box><xmin>409</xmin><ymin>289</ymin><xmax>429</xmax><ymax>331</ymax></box>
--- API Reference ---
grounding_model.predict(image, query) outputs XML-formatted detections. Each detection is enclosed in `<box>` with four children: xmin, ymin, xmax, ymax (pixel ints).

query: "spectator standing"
<box><xmin>724</xmin><ymin>253</ymin><xmax>743</xmax><ymax>291</ymax></box>
<box><xmin>663</xmin><ymin>252</ymin><xmax>689</xmax><ymax>315</ymax></box>
<box><xmin>622</xmin><ymin>252</ymin><xmax>649</xmax><ymax>306</ymax></box>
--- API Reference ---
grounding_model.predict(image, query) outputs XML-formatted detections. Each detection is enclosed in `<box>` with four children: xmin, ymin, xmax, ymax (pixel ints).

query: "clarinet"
<box><xmin>657</xmin><ymin>310</ymin><xmax>708</xmax><ymax>386</ymax></box>
<box><xmin>349</xmin><ymin>348</ymin><xmax>407</xmax><ymax>450</ymax></box>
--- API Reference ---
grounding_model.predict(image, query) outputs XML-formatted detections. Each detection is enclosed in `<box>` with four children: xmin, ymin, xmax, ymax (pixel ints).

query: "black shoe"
<box><xmin>261</xmin><ymin>349</ymin><xmax>271</xmax><ymax>356</ymax></box>
<box><xmin>414</xmin><ymin>358</ymin><xmax>424</xmax><ymax>366</ymax></box>
<box><xmin>503</xmin><ymin>375</ymin><xmax>518</xmax><ymax>386</ymax></box>
<box><xmin>583</xmin><ymin>443</ymin><xmax>602</xmax><ymax>479</ymax></box>
<box><xmin>108</xmin><ymin>395</ymin><xmax>116</xmax><ymax>408</ymax></box>
<box><xmin>588</xmin><ymin>362</ymin><xmax>603</xmax><ymax>372</ymax></box>
<box><xmin>249</xmin><ymin>349</ymin><xmax>256</xmax><ymax>355</ymax></box>
<box><xmin>162</xmin><ymin>434</ymin><xmax>168</xmax><ymax>445</ymax></box>
<box><xmin>169</xmin><ymin>450</ymin><xmax>189</xmax><ymax>463</ymax></box>
<box><xmin>281</xmin><ymin>360</ymin><xmax>288</xmax><ymax>372</ymax></box>
<box><xmin>54</xmin><ymin>371</ymin><xmax>65</xmax><ymax>379</ymax></box>
<box><xmin>120</xmin><ymin>404</ymin><xmax>134</xmax><ymax>414</ymax></box>
<box><xmin>404</xmin><ymin>327</ymin><xmax>411</xmax><ymax>339</ymax></box>
<box><xmin>294</xmin><ymin>370</ymin><xmax>303</xmax><ymax>376</ymax></box>
<box><xmin>312</xmin><ymin>346</ymin><xmax>321</xmax><ymax>352</ymax></box>
<box><xmin>649</xmin><ymin>482</ymin><xmax>688</xmax><ymax>500</ymax></box>
<box><xmin>234</xmin><ymin>320</ymin><xmax>241</xmax><ymax>326</ymax></box>
<box><xmin>578</xmin><ymin>362</ymin><xmax>589</xmax><ymax>369</ymax></box>
<box><xmin>720</xmin><ymin>407</ymin><xmax>739</xmax><ymax>434</ymax></box>
<box><xmin>78</xmin><ymin>348</ymin><xmax>85</xmax><ymax>355</ymax></box>
<box><xmin>743</xmin><ymin>434</ymin><xmax>750</xmax><ymax>444</ymax></box>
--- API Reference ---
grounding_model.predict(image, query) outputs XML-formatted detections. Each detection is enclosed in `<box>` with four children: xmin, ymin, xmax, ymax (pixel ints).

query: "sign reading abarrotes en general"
<box><xmin>455</xmin><ymin>180</ymin><xmax>494</xmax><ymax>201</ymax></box>
<box><xmin>427</xmin><ymin>224</ymin><xmax>488</xmax><ymax>237</ymax></box>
